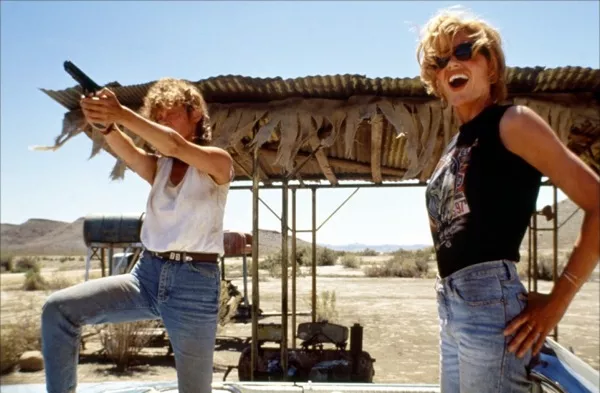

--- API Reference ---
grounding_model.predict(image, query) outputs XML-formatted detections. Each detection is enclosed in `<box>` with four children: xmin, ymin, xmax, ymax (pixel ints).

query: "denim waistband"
<box><xmin>436</xmin><ymin>260</ymin><xmax>519</xmax><ymax>288</ymax></box>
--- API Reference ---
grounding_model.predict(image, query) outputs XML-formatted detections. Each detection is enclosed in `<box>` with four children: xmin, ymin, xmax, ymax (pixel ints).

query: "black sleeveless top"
<box><xmin>425</xmin><ymin>104</ymin><xmax>542</xmax><ymax>278</ymax></box>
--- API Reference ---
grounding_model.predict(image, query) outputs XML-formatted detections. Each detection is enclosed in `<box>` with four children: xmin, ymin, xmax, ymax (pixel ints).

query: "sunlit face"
<box><xmin>154</xmin><ymin>105</ymin><xmax>199</xmax><ymax>140</ymax></box>
<box><xmin>434</xmin><ymin>31</ymin><xmax>491</xmax><ymax>108</ymax></box>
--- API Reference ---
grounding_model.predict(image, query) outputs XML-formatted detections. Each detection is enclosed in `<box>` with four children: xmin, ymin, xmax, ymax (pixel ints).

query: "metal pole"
<box><xmin>528</xmin><ymin>221</ymin><xmax>532</xmax><ymax>292</ymax></box>
<box><xmin>251</xmin><ymin>136</ymin><xmax>260</xmax><ymax>382</ymax></box>
<box><xmin>316</xmin><ymin>188</ymin><xmax>360</xmax><ymax>231</ymax></box>
<box><xmin>220</xmin><ymin>256</ymin><xmax>225</xmax><ymax>281</ymax></box>
<box><xmin>108</xmin><ymin>246</ymin><xmax>114</xmax><ymax>276</ymax></box>
<box><xmin>85</xmin><ymin>247</ymin><xmax>92</xmax><ymax>281</ymax></box>
<box><xmin>311</xmin><ymin>188</ymin><xmax>317</xmax><ymax>323</ymax></box>
<box><xmin>533</xmin><ymin>213</ymin><xmax>538</xmax><ymax>293</ymax></box>
<box><xmin>100</xmin><ymin>248</ymin><xmax>106</xmax><ymax>277</ymax></box>
<box><xmin>242</xmin><ymin>254</ymin><xmax>249</xmax><ymax>307</ymax></box>
<box><xmin>259</xmin><ymin>196</ymin><xmax>282</xmax><ymax>222</ymax></box>
<box><xmin>291</xmin><ymin>188</ymin><xmax>297</xmax><ymax>350</ymax></box>
<box><xmin>552</xmin><ymin>185</ymin><xmax>559</xmax><ymax>341</ymax></box>
<box><xmin>281</xmin><ymin>180</ymin><xmax>289</xmax><ymax>378</ymax></box>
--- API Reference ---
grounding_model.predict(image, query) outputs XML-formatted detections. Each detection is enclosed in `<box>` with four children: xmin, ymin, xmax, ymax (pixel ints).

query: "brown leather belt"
<box><xmin>150</xmin><ymin>251</ymin><xmax>219</xmax><ymax>263</ymax></box>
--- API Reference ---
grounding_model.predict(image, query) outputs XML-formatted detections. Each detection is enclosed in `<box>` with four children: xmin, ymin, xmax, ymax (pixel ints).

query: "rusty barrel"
<box><xmin>223</xmin><ymin>231</ymin><xmax>252</xmax><ymax>257</ymax></box>
<box><xmin>83</xmin><ymin>213</ymin><xmax>145</xmax><ymax>246</ymax></box>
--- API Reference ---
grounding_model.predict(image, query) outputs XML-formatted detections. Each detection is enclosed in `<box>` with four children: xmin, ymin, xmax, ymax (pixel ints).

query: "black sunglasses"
<box><xmin>433</xmin><ymin>42</ymin><xmax>487</xmax><ymax>69</ymax></box>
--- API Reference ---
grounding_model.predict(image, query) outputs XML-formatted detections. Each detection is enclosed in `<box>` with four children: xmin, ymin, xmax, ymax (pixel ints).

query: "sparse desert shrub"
<box><xmin>359</xmin><ymin>248</ymin><xmax>378</xmax><ymax>257</ymax></box>
<box><xmin>13</xmin><ymin>256</ymin><xmax>40</xmax><ymax>273</ymax></box>
<box><xmin>315</xmin><ymin>290</ymin><xmax>338</xmax><ymax>323</ymax></box>
<box><xmin>0</xmin><ymin>313</ymin><xmax>41</xmax><ymax>374</ymax></box>
<box><xmin>341</xmin><ymin>254</ymin><xmax>361</xmax><ymax>269</ymax></box>
<box><xmin>260</xmin><ymin>249</ymin><xmax>311</xmax><ymax>278</ymax></box>
<box><xmin>295</xmin><ymin>247</ymin><xmax>311</xmax><ymax>266</ymax></box>
<box><xmin>517</xmin><ymin>254</ymin><xmax>565</xmax><ymax>281</ymax></box>
<box><xmin>536</xmin><ymin>255</ymin><xmax>556</xmax><ymax>281</ymax></box>
<box><xmin>364</xmin><ymin>253</ymin><xmax>429</xmax><ymax>278</ymax></box>
<box><xmin>413</xmin><ymin>247</ymin><xmax>435</xmax><ymax>261</ymax></box>
<box><xmin>100</xmin><ymin>320</ymin><xmax>160</xmax><ymax>372</ymax></box>
<box><xmin>23</xmin><ymin>269</ymin><xmax>48</xmax><ymax>291</ymax></box>
<box><xmin>47</xmin><ymin>275</ymin><xmax>76</xmax><ymax>291</ymax></box>
<box><xmin>260</xmin><ymin>253</ymin><xmax>282</xmax><ymax>277</ymax></box>
<box><xmin>0</xmin><ymin>324</ymin><xmax>25</xmax><ymax>374</ymax></box>
<box><xmin>391</xmin><ymin>248</ymin><xmax>413</xmax><ymax>257</ymax></box>
<box><xmin>0</xmin><ymin>254</ymin><xmax>14</xmax><ymax>273</ymax></box>
<box><xmin>317</xmin><ymin>247</ymin><xmax>337</xmax><ymax>266</ymax></box>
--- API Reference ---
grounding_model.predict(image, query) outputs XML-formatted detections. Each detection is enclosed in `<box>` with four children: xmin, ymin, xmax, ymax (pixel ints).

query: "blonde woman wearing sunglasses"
<box><xmin>417</xmin><ymin>8</ymin><xmax>599</xmax><ymax>393</ymax></box>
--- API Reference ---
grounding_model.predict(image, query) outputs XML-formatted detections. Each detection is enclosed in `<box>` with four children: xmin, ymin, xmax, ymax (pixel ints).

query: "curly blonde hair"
<box><xmin>416</xmin><ymin>8</ymin><xmax>507</xmax><ymax>103</ymax></box>
<box><xmin>139</xmin><ymin>77</ymin><xmax>212</xmax><ymax>146</ymax></box>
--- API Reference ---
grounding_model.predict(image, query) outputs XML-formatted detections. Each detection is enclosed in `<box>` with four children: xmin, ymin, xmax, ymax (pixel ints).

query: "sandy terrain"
<box><xmin>1</xmin><ymin>260</ymin><xmax>598</xmax><ymax>386</ymax></box>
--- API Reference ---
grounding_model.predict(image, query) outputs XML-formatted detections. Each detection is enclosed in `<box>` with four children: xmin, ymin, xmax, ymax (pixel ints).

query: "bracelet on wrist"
<box><xmin>100</xmin><ymin>124</ymin><xmax>116</xmax><ymax>135</ymax></box>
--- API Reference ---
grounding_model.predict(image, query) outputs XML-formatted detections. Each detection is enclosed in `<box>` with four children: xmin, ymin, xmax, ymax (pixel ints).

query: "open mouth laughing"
<box><xmin>448</xmin><ymin>73</ymin><xmax>469</xmax><ymax>89</ymax></box>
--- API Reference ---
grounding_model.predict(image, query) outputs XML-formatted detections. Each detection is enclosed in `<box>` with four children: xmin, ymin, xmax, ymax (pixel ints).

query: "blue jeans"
<box><xmin>40</xmin><ymin>251</ymin><xmax>220</xmax><ymax>393</ymax></box>
<box><xmin>435</xmin><ymin>260</ymin><xmax>532</xmax><ymax>393</ymax></box>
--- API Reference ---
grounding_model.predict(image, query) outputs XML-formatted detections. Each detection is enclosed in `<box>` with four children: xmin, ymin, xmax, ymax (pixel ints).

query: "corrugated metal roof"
<box><xmin>41</xmin><ymin>66</ymin><xmax>600</xmax><ymax>111</ymax></box>
<box><xmin>38</xmin><ymin>66</ymin><xmax>600</xmax><ymax>183</ymax></box>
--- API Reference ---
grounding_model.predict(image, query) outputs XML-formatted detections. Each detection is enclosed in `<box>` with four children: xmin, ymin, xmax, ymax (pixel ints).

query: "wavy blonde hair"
<box><xmin>139</xmin><ymin>77</ymin><xmax>212</xmax><ymax>146</ymax></box>
<box><xmin>416</xmin><ymin>8</ymin><xmax>507</xmax><ymax>103</ymax></box>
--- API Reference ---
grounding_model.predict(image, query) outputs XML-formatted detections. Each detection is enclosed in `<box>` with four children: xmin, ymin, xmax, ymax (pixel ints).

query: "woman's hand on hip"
<box><xmin>503</xmin><ymin>292</ymin><xmax>569</xmax><ymax>358</ymax></box>
<box><xmin>80</xmin><ymin>88</ymin><xmax>127</xmax><ymax>126</ymax></box>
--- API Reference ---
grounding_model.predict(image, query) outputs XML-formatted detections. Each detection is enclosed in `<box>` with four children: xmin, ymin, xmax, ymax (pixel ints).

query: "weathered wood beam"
<box><xmin>261</xmin><ymin>149</ymin><xmax>406</xmax><ymax>178</ymax></box>
<box><xmin>308</xmin><ymin>135</ymin><xmax>338</xmax><ymax>185</ymax></box>
<box><xmin>370</xmin><ymin>114</ymin><xmax>384</xmax><ymax>184</ymax></box>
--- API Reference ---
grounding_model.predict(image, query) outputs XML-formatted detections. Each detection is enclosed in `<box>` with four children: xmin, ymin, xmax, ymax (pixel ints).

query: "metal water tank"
<box><xmin>83</xmin><ymin>213</ymin><xmax>145</xmax><ymax>246</ymax></box>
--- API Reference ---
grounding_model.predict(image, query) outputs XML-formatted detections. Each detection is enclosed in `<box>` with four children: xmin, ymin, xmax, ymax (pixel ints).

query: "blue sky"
<box><xmin>1</xmin><ymin>1</ymin><xmax>598</xmax><ymax>246</ymax></box>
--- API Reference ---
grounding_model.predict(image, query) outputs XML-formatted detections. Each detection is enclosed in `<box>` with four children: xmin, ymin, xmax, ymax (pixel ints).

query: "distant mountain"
<box><xmin>1</xmin><ymin>218</ymin><xmax>85</xmax><ymax>255</ymax></box>
<box><xmin>0</xmin><ymin>218</ymin><xmax>316</xmax><ymax>257</ymax></box>
<box><xmin>322</xmin><ymin>243</ymin><xmax>431</xmax><ymax>253</ymax></box>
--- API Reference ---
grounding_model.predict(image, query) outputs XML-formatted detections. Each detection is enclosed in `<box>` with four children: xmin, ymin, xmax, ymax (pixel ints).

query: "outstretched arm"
<box><xmin>81</xmin><ymin>99</ymin><xmax>157</xmax><ymax>185</ymax></box>
<box><xmin>81</xmin><ymin>88</ymin><xmax>233</xmax><ymax>185</ymax></box>
<box><xmin>499</xmin><ymin>105</ymin><xmax>600</xmax><ymax>357</ymax></box>
<box><xmin>118</xmin><ymin>107</ymin><xmax>233</xmax><ymax>185</ymax></box>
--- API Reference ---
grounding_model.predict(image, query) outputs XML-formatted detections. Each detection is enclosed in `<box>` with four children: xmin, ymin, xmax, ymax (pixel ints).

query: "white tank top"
<box><xmin>140</xmin><ymin>157</ymin><xmax>230</xmax><ymax>255</ymax></box>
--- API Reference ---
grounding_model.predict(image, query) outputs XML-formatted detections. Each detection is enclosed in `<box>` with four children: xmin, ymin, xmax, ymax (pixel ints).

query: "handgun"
<box><xmin>64</xmin><ymin>61</ymin><xmax>103</xmax><ymax>96</ymax></box>
<box><xmin>63</xmin><ymin>61</ymin><xmax>108</xmax><ymax>130</ymax></box>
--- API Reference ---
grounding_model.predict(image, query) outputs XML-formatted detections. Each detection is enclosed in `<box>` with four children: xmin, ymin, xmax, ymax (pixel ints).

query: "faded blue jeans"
<box><xmin>435</xmin><ymin>260</ymin><xmax>532</xmax><ymax>393</ymax></box>
<box><xmin>41</xmin><ymin>251</ymin><xmax>220</xmax><ymax>393</ymax></box>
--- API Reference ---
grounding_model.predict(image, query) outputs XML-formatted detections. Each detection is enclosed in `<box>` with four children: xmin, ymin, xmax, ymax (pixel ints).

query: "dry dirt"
<box><xmin>1</xmin><ymin>258</ymin><xmax>598</xmax><ymax>386</ymax></box>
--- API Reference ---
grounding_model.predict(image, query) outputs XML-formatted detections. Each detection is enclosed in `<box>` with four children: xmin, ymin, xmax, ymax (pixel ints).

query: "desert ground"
<box><xmin>1</xmin><ymin>255</ymin><xmax>598</xmax><ymax>386</ymax></box>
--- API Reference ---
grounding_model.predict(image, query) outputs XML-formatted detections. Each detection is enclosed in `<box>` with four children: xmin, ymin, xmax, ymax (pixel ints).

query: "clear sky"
<box><xmin>1</xmin><ymin>1</ymin><xmax>598</xmax><ymax>246</ymax></box>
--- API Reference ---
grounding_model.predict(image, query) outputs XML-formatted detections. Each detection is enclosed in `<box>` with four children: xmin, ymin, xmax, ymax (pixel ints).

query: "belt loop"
<box><xmin>503</xmin><ymin>259</ymin><xmax>514</xmax><ymax>281</ymax></box>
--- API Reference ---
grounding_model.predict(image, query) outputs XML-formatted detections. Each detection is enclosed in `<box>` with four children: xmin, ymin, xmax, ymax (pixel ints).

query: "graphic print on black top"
<box><xmin>425</xmin><ymin>104</ymin><xmax>543</xmax><ymax>278</ymax></box>
<box><xmin>426</xmin><ymin>135</ymin><xmax>478</xmax><ymax>252</ymax></box>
